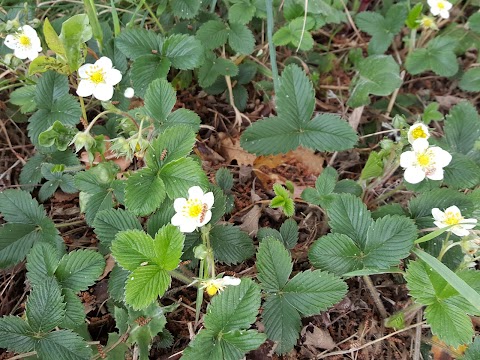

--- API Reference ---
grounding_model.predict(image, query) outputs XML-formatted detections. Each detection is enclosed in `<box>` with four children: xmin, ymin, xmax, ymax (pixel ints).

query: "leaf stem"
<box><xmin>54</xmin><ymin>219</ymin><xmax>85</xmax><ymax>228</ymax></box>
<box><xmin>265</xmin><ymin>0</ymin><xmax>280</xmax><ymax>92</ymax></box>
<box><xmin>362</xmin><ymin>275</ymin><xmax>388</xmax><ymax>319</ymax></box>
<box><xmin>210</xmin><ymin>0</ymin><xmax>217</xmax><ymax>12</ymax></box>
<box><xmin>195</xmin><ymin>258</ymin><xmax>205</xmax><ymax>326</ymax></box>
<box><xmin>437</xmin><ymin>232</ymin><xmax>454</xmax><ymax>261</ymax></box>
<box><xmin>79</xmin><ymin>95</ymin><xmax>88</xmax><ymax>125</ymax></box>
<box><xmin>408</xmin><ymin>28</ymin><xmax>417</xmax><ymax>56</ymax></box>
<box><xmin>169</xmin><ymin>269</ymin><xmax>196</xmax><ymax>286</ymax></box>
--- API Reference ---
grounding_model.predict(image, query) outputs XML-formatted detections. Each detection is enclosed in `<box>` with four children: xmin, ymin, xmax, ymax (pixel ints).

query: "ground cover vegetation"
<box><xmin>0</xmin><ymin>0</ymin><xmax>479</xmax><ymax>359</ymax></box>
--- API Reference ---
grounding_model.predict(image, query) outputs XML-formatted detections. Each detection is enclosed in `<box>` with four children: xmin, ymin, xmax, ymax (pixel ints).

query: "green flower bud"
<box><xmin>71</xmin><ymin>131</ymin><xmax>95</xmax><ymax>153</ymax></box>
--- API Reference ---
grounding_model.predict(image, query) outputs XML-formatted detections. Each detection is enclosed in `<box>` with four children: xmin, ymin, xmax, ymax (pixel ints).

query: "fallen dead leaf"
<box><xmin>218</xmin><ymin>134</ymin><xmax>256</xmax><ymax>166</ymax></box>
<box><xmin>239</xmin><ymin>205</ymin><xmax>262</xmax><ymax>236</ymax></box>
<box><xmin>254</xmin><ymin>147</ymin><xmax>324</xmax><ymax>176</ymax></box>
<box><xmin>99</xmin><ymin>254</ymin><xmax>116</xmax><ymax>280</ymax></box>
<box><xmin>435</xmin><ymin>95</ymin><xmax>463</xmax><ymax>109</ymax></box>
<box><xmin>348</xmin><ymin>106</ymin><xmax>364</xmax><ymax>132</ymax></box>
<box><xmin>301</xmin><ymin>324</ymin><xmax>336</xmax><ymax>351</ymax></box>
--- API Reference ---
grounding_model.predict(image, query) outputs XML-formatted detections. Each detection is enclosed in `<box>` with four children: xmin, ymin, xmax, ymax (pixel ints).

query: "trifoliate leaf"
<box><xmin>422</xmin><ymin>102</ymin><xmax>443</xmax><ymax>123</ymax></box>
<box><xmin>348</xmin><ymin>55</ymin><xmax>402</xmax><ymax>108</ymax></box>
<box><xmin>209</xmin><ymin>224</ymin><xmax>255</xmax><ymax>265</ymax></box>
<box><xmin>0</xmin><ymin>316</ymin><xmax>35</xmax><ymax>353</ymax></box>
<box><xmin>405</xmin><ymin>37</ymin><xmax>459</xmax><ymax>77</ymax></box>
<box><xmin>131</xmin><ymin>55</ymin><xmax>171</xmax><ymax>97</ymax></box>
<box><xmin>116</xmin><ymin>29</ymin><xmax>163</xmax><ymax>59</ymax></box>
<box><xmin>228</xmin><ymin>22</ymin><xmax>255</xmax><ymax>55</ymax></box>
<box><xmin>160</xmin><ymin>157</ymin><xmax>209</xmax><ymax>200</ymax></box>
<box><xmin>163</xmin><ymin>34</ymin><xmax>204</xmax><ymax>70</ymax></box>
<box><xmin>112</xmin><ymin>229</ymin><xmax>156</xmax><ymax>271</ymax></box>
<box><xmin>35</xmin><ymin>330</ymin><xmax>92</xmax><ymax>360</ymax></box>
<box><xmin>355</xmin><ymin>4</ymin><xmax>407</xmax><ymax>54</ymax></box>
<box><xmin>196</xmin><ymin>20</ymin><xmax>229</xmax><ymax>50</ymax></box>
<box><xmin>26</xmin><ymin>278</ymin><xmax>65</xmax><ymax>333</ymax></box>
<box><xmin>144</xmin><ymin>78</ymin><xmax>176</xmax><ymax>124</ymax></box>
<box><xmin>55</xmin><ymin>250</ymin><xmax>105</xmax><ymax>292</ymax></box>
<box><xmin>242</xmin><ymin>65</ymin><xmax>357</xmax><ymax>154</ymax></box>
<box><xmin>125</xmin><ymin>167</ymin><xmax>166</xmax><ymax>216</ymax></box>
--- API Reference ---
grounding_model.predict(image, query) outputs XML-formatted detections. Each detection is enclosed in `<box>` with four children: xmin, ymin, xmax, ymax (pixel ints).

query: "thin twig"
<box><xmin>363</xmin><ymin>275</ymin><xmax>388</xmax><ymax>319</ymax></box>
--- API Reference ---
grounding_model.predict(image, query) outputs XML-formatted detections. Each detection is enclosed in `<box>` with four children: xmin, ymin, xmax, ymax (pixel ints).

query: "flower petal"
<box><xmin>412</xmin><ymin>138</ymin><xmax>429</xmax><ymax>152</ymax></box>
<box><xmin>26</xmin><ymin>49</ymin><xmax>39</xmax><ymax>61</ymax></box>
<box><xmin>14</xmin><ymin>47</ymin><xmax>29</xmax><ymax>59</ymax></box>
<box><xmin>4</xmin><ymin>35</ymin><xmax>17</xmax><ymax>49</ymax></box>
<box><xmin>431</xmin><ymin>208</ymin><xmax>444</xmax><ymax>221</ymax></box>
<box><xmin>174</xmin><ymin>198</ymin><xmax>187</xmax><ymax>213</ymax></box>
<box><xmin>78</xmin><ymin>64</ymin><xmax>92</xmax><ymax>79</ymax></box>
<box><xmin>171</xmin><ymin>213</ymin><xmax>185</xmax><ymax>226</ymax></box>
<box><xmin>430</xmin><ymin>147</ymin><xmax>452</xmax><ymax>167</ymax></box>
<box><xmin>445</xmin><ymin>205</ymin><xmax>460</xmax><ymax>214</ymax></box>
<box><xmin>106</xmin><ymin>69</ymin><xmax>122</xmax><ymax>86</ymax></box>
<box><xmin>203</xmin><ymin>192</ymin><xmax>214</xmax><ymax>209</ymax></box>
<box><xmin>400</xmin><ymin>151</ymin><xmax>416</xmax><ymax>168</ymax></box>
<box><xmin>198</xmin><ymin>210</ymin><xmax>212</xmax><ymax>227</ymax></box>
<box><xmin>188</xmin><ymin>186</ymin><xmax>204</xmax><ymax>200</ymax></box>
<box><xmin>439</xmin><ymin>9</ymin><xmax>450</xmax><ymax>19</ymax></box>
<box><xmin>434</xmin><ymin>220</ymin><xmax>447</xmax><ymax>228</ymax></box>
<box><xmin>22</xmin><ymin>25</ymin><xmax>37</xmax><ymax>37</ymax></box>
<box><xmin>92</xmin><ymin>83</ymin><xmax>114</xmax><ymax>101</ymax></box>
<box><xmin>95</xmin><ymin>56</ymin><xmax>113</xmax><ymax>70</ymax></box>
<box><xmin>76</xmin><ymin>80</ymin><xmax>95</xmax><ymax>97</ymax></box>
<box><xmin>426</xmin><ymin>167</ymin><xmax>444</xmax><ymax>181</ymax></box>
<box><xmin>223</xmin><ymin>276</ymin><xmax>241</xmax><ymax>286</ymax></box>
<box><xmin>404</xmin><ymin>167</ymin><xmax>425</xmax><ymax>184</ymax></box>
<box><xmin>179</xmin><ymin>221</ymin><xmax>197</xmax><ymax>233</ymax></box>
<box><xmin>452</xmin><ymin>227</ymin><xmax>469</xmax><ymax>237</ymax></box>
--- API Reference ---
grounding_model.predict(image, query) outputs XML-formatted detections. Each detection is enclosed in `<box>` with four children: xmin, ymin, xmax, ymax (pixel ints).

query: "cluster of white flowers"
<box><xmin>428</xmin><ymin>0</ymin><xmax>452</xmax><ymax>19</ymax></box>
<box><xmin>400</xmin><ymin>124</ymin><xmax>452</xmax><ymax>184</ymax></box>
<box><xmin>171</xmin><ymin>186</ymin><xmax>214</xmax><ymax>233</ymax></box>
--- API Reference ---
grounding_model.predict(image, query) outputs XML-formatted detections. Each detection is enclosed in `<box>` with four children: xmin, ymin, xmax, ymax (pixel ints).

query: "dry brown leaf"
<box><xmin>218</xmin><ymin>134</ymin><xmax>256</xmax><ymax>166</ymax></box>
<box><xmin>254</xmin><ymin>148</ymin><xmax>324</xmax><ymax>176</ymax></box>
<box><xmin>435</xmin><ymin>95</ymin><xmax>463</xmax><ymax>109</ymax></box>
<box><xmin>301</xmin><ymin>324</ymin><xmax>336</xmax><ymax>351</ymax></box>
<box><xmin>239</xmin><ymin>205</ymin><xmax>262</xmax><ymax>236</ymax></box>
<box><xmin>348</xmin><ymin>106</ymin><xmax>364</xmax><ymax>132</ymax></box>
<box><xmin>99</xmin><ymin>254</ymin><xmax>116</xmax><ymax>280</ymax></box>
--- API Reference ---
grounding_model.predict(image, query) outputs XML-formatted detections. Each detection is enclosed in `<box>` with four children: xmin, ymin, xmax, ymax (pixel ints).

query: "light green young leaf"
<box><xmin>163</xmin><ymin>34</ymin><xmax>204</xmax><ymax>70</ymax></box>
<box><xmin>355</xmin><ymin>4</ymin><xmax>408</xmax><ymax>54</ymax></box>
<box><xmin>35</xmin><ymin>330</ymin><xmax>92</xmax><ymax>360</ymax></box>
<box><xmin>0</xmin><ymin>316</ymin><xmax>35</xmax><ymax>353</ymax></box>
<box><xmin>423</xmin><ymin>102</ymin><xmax>443</xmax><ymax>123</ymax></box>
<box><xmin>55</xmin><ymin>250</ymin><xmax>105</xmax><ymax>292</ymax></box>
<box><xmin>209</xmin><ymin>224</ymin><xmax>255</xmax><ymax>265</ymax></box>
<box><xmin>228</xmin><ymin>22</ymin><xmax>255</xmax><ymax>55</ymax></box>
<box><xmin>125</xmin><ymin>168</ymin><xmax>166</xmax><ymax>216</ymax></box>
<box><xmin>196</xmin><ymin>20</ymin><xmax>229</xmax><ymax>50</ymax></box>
<box><xmin>125</xmin><ymin>265</ymin><xmax>170</xmax><ymax>310</ymax></box>
<box><xmin>112</xmin><ymin>229</ymin><xmax>156</xmax><ymax>271</ymax></box>
<box><xmin>116</xmin><ymin>29</ymin><xmax>163</xmax><ymax>59</ymax></box>
<box><xmin>59</xmin><ymin>14</ymin><xmax>92</xmax><ymax>72</ymax></box>
<box><xmin>242</xmin><ymin>65</ymin><xmax>357</xmax><ymax>154</ymax></box>
<box><xmin>43</xmin><ymin>18</ymin><xmax>65</xmax><ymax>55</ymax></box>
<box><xmin>153</xmin><ymin>225</ymin><xmax>184</xmax><ymax>271</ymax></box>
<box><xmin>360</xmin><ymin>151</ymin><xmax>384</xmax><ymax>180</ymax></box>
<box><xmin>131</xmin><ymin>55</ymin><xmax>171</xmax><ymax>97</ymax></box>
<box><xmin>405</xmin><ymin>37</ymin><xmax>459</xmax><ymax>77</ymax></box>
<box><xmin>256</xmin><ymin>237</ymin><xmax>293</xmax><ymax>292</ymax></box>
<box><xmin>348</xmin><ymin>55</ymin><xmax>402</xmax><ymax>108</ymax></box>
<box><xmin>26</xmin><ymin>278</ymin><xmax>65</xmax><ymax>333</ymax></box>
<box><xmin>144</xmin><ymin>78</ymin><xmax>176</xmax><ymax>124</ymax></box>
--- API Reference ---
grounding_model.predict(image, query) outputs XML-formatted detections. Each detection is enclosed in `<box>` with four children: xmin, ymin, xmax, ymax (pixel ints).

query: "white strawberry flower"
<box><xmin>428</xmin><ymin>0</ymin><xmax>452</xmax><ymax>19</ymax></box>
<box><xmin>76</xmin><ymin>57</ymin><xmax>122</xmax><ymax>101</ymax></box>
<box><xmin>399</xmin><ymin>138</ymin><xmax>452</xmax><ymax>184</ymax></box>
<box><xmin>4</xmin><ymin>25</ymin><xmax>42</xmax><ymax>61</ymax></box>
<box><xmin>407</xmin><ymin>123</ymin><xmax>430</xmax><ymax>145</ymax></box>
<box><xmin>202</xmin><ymin>276</ymin><xmax>241</xmax><ymax>296</ymax></box>
<box><xmin>432</xmin><ymin>206</ymin><xmax>477</xmax><ymax>237</ymax></box>
<box><xmin>171</xmin><ymin>186</ymin><xmax>214</xmax><ymax>233</ymax></box>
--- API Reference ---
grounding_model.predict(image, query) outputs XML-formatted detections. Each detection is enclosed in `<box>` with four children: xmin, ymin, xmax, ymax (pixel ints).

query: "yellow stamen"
<box><xmin>89</xmin><ymin>70</ymin><xmax>105</xmax><ymax>84</ymax></box>
<box><xmin>417</xmin><ymin>153</ymin><xmax>431</xmax><ymax>167</ymax></box>
<box><xmin>438</xmin><ymin>2</ymin><xmax>445</xmax><ymax>9</ymax></box>
<box><xmin>19</xmin><ymin>34</ymin><xmax>31</xmax><ymax>46</ymax></box>
<box><xmin>411</xmin><ymin>126</ymin><xmax>427</xmax><ymax>140</ymax></box>
<box><xmin>206</xmin><ymin>284</ymin><xmax>219</xmax><ymax>296</ymax></box>
<box><xmin>444</xmin><ymin>212</ymin><xmax>462</xmax><ymax>226</ymax></box>
<box><xmin>184</xmin><ymin>199</ymin><xmax>203</xmax><ymax>218</ymax></box>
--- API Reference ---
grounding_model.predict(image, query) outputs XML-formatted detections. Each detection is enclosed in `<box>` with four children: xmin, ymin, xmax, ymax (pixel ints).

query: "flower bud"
<box><xmin>71</xmin><ymin>132</ymin><xmax>95</xmax><ymax>153</ymax></box>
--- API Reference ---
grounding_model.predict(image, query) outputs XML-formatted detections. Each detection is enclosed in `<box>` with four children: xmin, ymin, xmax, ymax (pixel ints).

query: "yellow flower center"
<box><xmin>444</xmin><ymin>211</ymin><xmax>463</xmax><ymax>226</ymax></box>
<box><xmin>89</xmin><ymin>70</ymin><xmax>105</xmax><ymax>84</ymax></box>
<box><xmin>184</xmin><ymin>199</ymin><xmax>202</xmax><ymax>218</ymax></box>
<box><xmin>206</xmin><ymin>284</ymin><xmax>219</xmax><ymax>296</ymax></box>
<box><xmin>438</xmin><ymin>1</ymin><xmax>445</xmax><ymax>9</ymax></box>
<box><xmin>416</xmin><ymin>153</ymin><xmax>431</xmax><ymax>167</ymax></box>
<box><xmin>411</xmin><ymin>126</ymin><xmax>427</xmax><ymax>140</ymax></box>
<box><xmin>19</xmin><ymin>34</ymin><xmax>31</xmax><ymax>46</ymax></box>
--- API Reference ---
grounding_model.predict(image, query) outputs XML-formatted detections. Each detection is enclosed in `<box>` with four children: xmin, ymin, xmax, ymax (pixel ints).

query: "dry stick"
<box><xmin>412</xmin><ymin>309</ymin><xmax>423</xmax><ymax>360</ymax></box>
<box><xmin>316</xmin><ymin>321</ymin><xmax>427</xmax><ymax>359</ymax></box>
<box><xmin>339</xmin><ymin>0</ymin><xmax>364</xmax><ymax>44</ymax></box>
<box><xmin>363</xmin><ymin>275</ymin><xmax>388</xmax><ymax>319</ymax></box>
<box><xmin>386</xmin><ymin>71</ymin><xmax>406</xmax><ymax>118</ymax></box>
<box><xmin>8</xmin><ymin>351</ymin><xmax>37</xmax><ymax>360</ymax></box>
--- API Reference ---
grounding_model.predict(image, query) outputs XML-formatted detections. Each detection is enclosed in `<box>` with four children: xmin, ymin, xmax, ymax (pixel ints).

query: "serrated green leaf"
<box><xmin>9</xmin><ymin>85</ymin><xmax>37</xmax><ymax>113</ymax></box>
<box><xmin>405</xmin><ymin>3</ymin><xmax>423</xmax><ymax>29</ymax></box>
<box><xmin>309</xmin><ymin>233</ymin><xmax>362</xmax><ymax>276</ymax></box>
<box><xmin>116</xmin><ymin>29</ymin><xmax>163</xmax><ymax>59</ymax></box>
<box><xmin>160</xmin><ymin>157</ymin><xmax>209</xmax><ymax>199</ymax></box>
<box><xmin>315</xmin><ymin>166</ymin><xmax>338</xmax><ymax>195</ymax></box>
<box><xmin>444</xmin><ymin>153</ymin><xmax>480</xmax><ymax>189</ymax></box>
<box><xmin>59</xmin><ymin>14</ymin><xmax>92</xmax><ymax>72</ymax></box>
<box><xmin>0</xmin><ymin>316</ymin><xmax>35</xmax><ymax>353</ymax></box>
<box><xmin>328</xmin><ymin>193</ymin><xmax>372</xmax><ymax>244</ymax></box>
<box><xmin>263</xmin><ymin>295</ymin><xmax>301</xmax><ymax>354</ymax></box>
<box><xmin>462</xmin><ymin>337</ymin><xmax>480</xmax><ymax>360</ymax></box>
<box><xmin>283</xmin><ymin>270</ymin><xmax>347</xmax><ymax>316</ymax></box>
<box><xmin>423</xmin><ymin>102</ymin><xmax>443</xmax><ymax>123</ymax></box>
<box><xmin>348</xmin><ymin>55</ymin><xmax>402</xmax><ymax>107</ymax></box>
<box><xmin>26</xmin><ymin>243</ymin><xmax>59</xmax><ymax>287</ymax></box>
<box><xmin>228</xmin><ymin>22</ymin><xmax>255</xmax><ymax>55</ymax></box>
<box><xmin>44</xmin><ymin>18</ymin><xmax>65</xmax><ymax>55</ymax></box>
<box><xmin>221</xmin><ymin>329</ymin><xmax>267</xmax><ymax>358</ymax></box>
<box><xmin>257</xmin><ymin>237</ymin><xmax>293</xmax><ymax>292</ymax></box>
<box><xmin>205</xmin><ymin>278</ymin><xmax>261</xmax><ymax>333</ymax></box>
<box><xmin>279</xmin><ymin>218</ymin><xmax>298</xmax><ymax>249</ymax></box>
<box><xmin>333</xmin><ymin>179</ymin><xmax>363</xmax><ymax>196</ymax></box>
<box><xmin>459</xmin><ymin>67</ymin><xmax>480</xmax><ymax>92</ymax></box>
<box><xmin>215</xmin><ymin>167</ymin><xmax>234</xmax><ymax>192</ymax></box>
<box><xmin>125</xmin><ymin>265</ymin><xmax>170</xmax><ymax>310</ymax></box>
<box><xmin>163</xmin><ymin>34</ymin><xmax>204</xmax><ymax>70</ymax></box>
<box><xmin>163</xmin><ymin>108</ymin><xmax>201</xmax><ymax>132</ymax></box>
<box><xmin>93</xmin><ymin>208</ymin><xmax>142</xmax><ymax>253</ymax></box>
<box><xmin>170</xmin><ymin>0</ymin><xmax>200</xmax><ymax>19</ymax></box>
<box><xmin>61</xmin><ymin>289</ymin><xmax>85</xmax><ymax>329</ymax></box>
<box><xmin>146</xmin><ymin>201</ymin><xmax>176</xmax><ymax>238</ymax></box>
<box><xmin>131</xmin><ymin>55</ymin><xmax>171</xmax><ymax>97</ymax></box>
<box><xmin>198</xmin><ymin>55</ymin><xmax>239</xmax><ymax>88</ymax></box>
<box><xmin>144</xmin><ymin>78</ymin><xmax>176</xmax><ymax>124</ymax></box>
<box><xmin>0</xmin><ymin>188</ymin><xmax>46</xmax><ymax>224</ymax></box>
<box><xmin>55</xmin><ymin>250</ymin><xmax>105</xmax><ymax>292</ymax></box>
<box><xmin>360</xmin><ymin>151</ymin><xmax>384</xmax><ymax>179</ymax></box>
<box><xmin>145</xmin><ymin>126</ymin><xmax>196</xmax><ymax>170</ymax></box>
<box><xmin>355</xmin><ymin>4</ymin><xmax>407</xmax><ymax>55</ymax></box>
<box><xmin>112</xmin><ymin>229</ymin><xmax>156</xmax><ymax>271</ymax></box>
<box><xmin>125</xmin><ymin>167</ymin><xmax>166</xmax><ymax>216</ymax></box>
<box><xmin>0</xmin><ymin>223</ymin><xmax>38</xmax><ymax>269</ymax></box>
<box><xmin>153</xmin><ymin>225</ymin><xmax>184</xmax><ymax>270</ymax></box>
<box><xmin>20</xmin><ymin>153</ymin><xmax>46</xmax><ymax>189</ymax></box>
<box><xmin>405</xmin><ymin>37</ymin><xmax>459</xmax><ymax>77</ymax></box>
<box><xmin>26</xmin><ymin>278</ymin><xmax>65</xmax><ymax>333</ymax></box>
<box><xmin>108</xmin><ymin>265</ymin><xmax>128</xmax><ymax>303</ymax></box>
<box><xmin>209</xmin><ymin>224</ymin><xmax>255</xmax><ymax>265</ymax></box>
<box><xmin>36</xmin><ymin>329</ymin><xmax>92</xmax><ymax>360</ymax></box>
<box><xmin>196</xmin><ymin>20</ymin><xmax>229</xmax><ymax>50</ymax></box>
<box><xmin>229</xmin><ymin>0</ymin><xmax>256</xmax><ymax>24</ymax></box>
